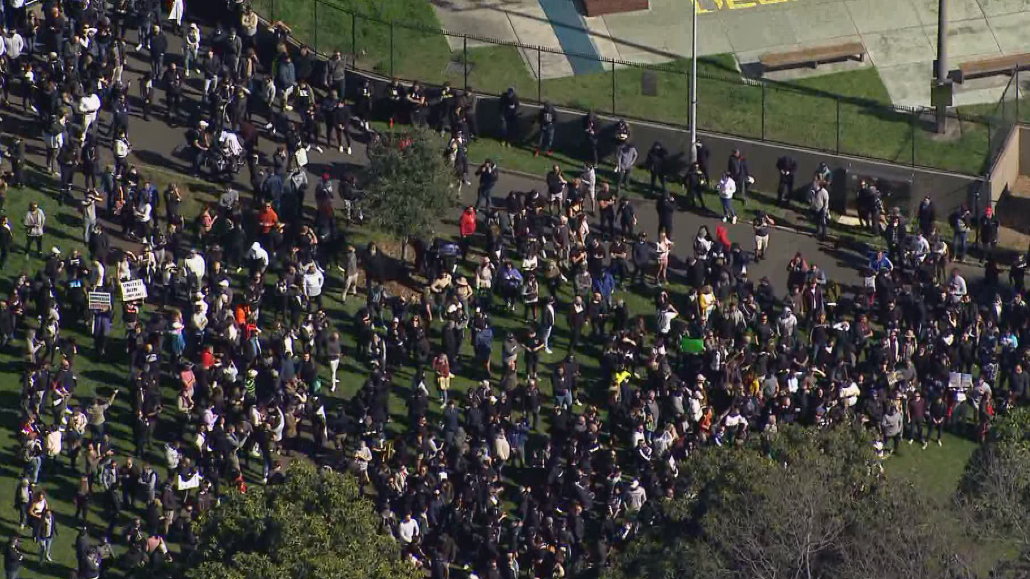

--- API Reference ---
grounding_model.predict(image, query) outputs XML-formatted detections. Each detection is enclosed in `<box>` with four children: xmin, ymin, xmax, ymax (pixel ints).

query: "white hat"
<box><xmin>51</xmin><ymin>246</ymin><xmax>61</xmax><ymax>255</ymax></box>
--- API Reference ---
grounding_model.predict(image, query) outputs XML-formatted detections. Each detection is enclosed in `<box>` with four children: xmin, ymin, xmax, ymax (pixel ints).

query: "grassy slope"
<box><xmin>0</xmin><ymin>154</ymin><xmax>1007</xmax><ymax>578</ymax></box>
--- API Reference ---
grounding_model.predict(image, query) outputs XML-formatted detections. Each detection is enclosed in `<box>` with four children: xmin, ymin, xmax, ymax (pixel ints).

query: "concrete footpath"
<box><xmin>432</xmin><ymin>0</ymin><xmax>1030</xmax><ymax>108</ymax></box>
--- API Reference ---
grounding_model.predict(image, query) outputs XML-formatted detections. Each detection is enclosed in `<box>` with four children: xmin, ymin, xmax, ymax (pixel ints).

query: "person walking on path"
<box><xmin>810</xmin><ymin>180</ymin><xmax>830</xmax><ymax>240</ymax></box>
<box><xmin>474</xmin><ymin>159</ymin><xmax>498</xmax><ymax>213</ymax></box>
<box><xmin>753</xmin><ymin>211</ymin><xmax>775</xmax><ymax>261</ymax></box>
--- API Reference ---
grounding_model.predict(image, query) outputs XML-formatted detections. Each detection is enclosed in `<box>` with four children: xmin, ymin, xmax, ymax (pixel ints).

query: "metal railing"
<box><xmin>252</xmin><ymin>0</ymin><xmax>1015</xmax><ymax>177</ymax></box>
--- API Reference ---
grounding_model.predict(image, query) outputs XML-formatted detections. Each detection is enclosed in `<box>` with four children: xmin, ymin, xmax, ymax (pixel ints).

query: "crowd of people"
<box><xmin>0</xmin><ymin>1</ymin><xmax>1026</xmax><ymax>579</ymax></box>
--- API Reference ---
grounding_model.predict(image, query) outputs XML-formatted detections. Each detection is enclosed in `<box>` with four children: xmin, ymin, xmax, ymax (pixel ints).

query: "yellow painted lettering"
<box><xmin>692</xmin><ymin>0</ymin><xmax>713</xmax><ymax>13</ymax></box>
<box><xmin>727</xmin><ymin>0</ymin><xmax>757</xmax><ymax>7</ymax></box>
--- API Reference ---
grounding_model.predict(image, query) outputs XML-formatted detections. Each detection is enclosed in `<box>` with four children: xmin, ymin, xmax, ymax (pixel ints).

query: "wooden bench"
<box><xmin>760</xmin><ymin>41</ymin><xmax>866</xmax><ymax>73</ymax></box>
<box><xmin>956</xmin><ymin>53</ymin><xmax>1030</xmax><ymax>83</ymax></box>
<box><xmin>582</xmin><ymin>0</ymin><xmax>648</xmax><ymax>17</ymax></box>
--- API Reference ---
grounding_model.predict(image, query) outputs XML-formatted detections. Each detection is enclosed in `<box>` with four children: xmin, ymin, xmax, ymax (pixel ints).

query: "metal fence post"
<box><xmin>537</xmin><ymin>48</ymin><xmax>542</xmax><ymax>103</ymax></box>
<box><xmin>611</xmin><ymin>61</ymin><xmax>616</xmax><ymax>115</ymax></box>
<box><xmin>390</xmin><ymin>20</ymin><xmax>395</xmax><ymax>77</ymax></box>
<box><xmin>463</xmin><ymin>36</ymin><xmax>468</xmax><ymax>91</ymax></box>
<box><xmin>271</xmin><ymin>0</ymin><xmax>275</xmax><ymax>21</ymax></box>
<box><xmin>351</xmin><ymin>11</ymin><xmax>357</xmax><ymax>61</ymax></box>
<box><xmin>761</xmin><ymin>82</ymin><xmax>766</xmax><ymax>140</ymax></box>
<box><xmin>911</xmin><ymin>112</ymin><xmax>917</xmax><ymax>166</ymax></box>
<box><xmin>313</xmin><ymin>0</ymin><xmax>318</xmax><ymax>52</ymax></box>
<box><xmin>1017</xmin><ymin>69</ymin><xmax>1021</xmax><ymax>121</ymax></box>
<box><xmin>836</xmin><ymin>96</ymin><xmax>841</xmax><ymax>154</ymax></box>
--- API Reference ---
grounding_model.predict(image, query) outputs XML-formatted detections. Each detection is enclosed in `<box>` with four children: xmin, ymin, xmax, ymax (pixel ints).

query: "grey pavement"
<box><xmin>431</xmin><ymin>0</ymin><xmax>1030</xmax><ymax>107</ymax></box>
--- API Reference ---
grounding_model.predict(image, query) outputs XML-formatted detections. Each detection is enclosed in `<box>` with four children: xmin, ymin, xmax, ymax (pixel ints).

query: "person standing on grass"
<box><xmin>459</xmin><ymin>206</ymin><xmax>477</xmax><ymax>259</ymax></box>
<box><xmin>615</xmin><ymin>140</ymin><xmax>638</xmax><ymax>194</ymax></box>
<box><xmin>4</xmin><ymin>537</ymin><xmax>22</xmax><ymax>579</ymax></box>
<box><xmin>23</xmin><ymin>202</ymin><xmax>44</xmax><ymax>257</ymax></box>
<box><xmin>717</xmin><ymin>172</ymin><xmax>736</xmax><ymax>224</ymax></box>
<box><xmin>0</xmin><ymin>216</ymin><xmax>12</xmax><ymax>269</ymax></box>
<box><xmin>34</xmin><ymin>508</ymin><xmax>56</xmax><ymax>563</ymax></box>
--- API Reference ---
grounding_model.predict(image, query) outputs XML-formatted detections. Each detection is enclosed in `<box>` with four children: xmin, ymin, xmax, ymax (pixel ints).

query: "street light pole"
<box><xmin>935</xmin><ymin>0</ymin><xmax>949</xmax><ymax>133</ymax></box>
<box><xmin>689</xmin><ymin>0</ymin><xmax>698</xmax><ymax>162</ymax></box>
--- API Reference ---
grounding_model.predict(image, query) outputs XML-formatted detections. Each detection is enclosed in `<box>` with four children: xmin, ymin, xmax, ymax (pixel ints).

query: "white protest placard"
<box><xmin>176</xmin><ymin>472</ymin><xmax>201</xmax><ymax>490</ymax></box>
<box><xmin>120</xmin><ymin>279</ymin><xmax>148</xmax><ymax>301</ymax></box>
<box><xmin>87</xmin><ymin>291</ymin><xmax>112</xmax><ymax>310</ymax></box>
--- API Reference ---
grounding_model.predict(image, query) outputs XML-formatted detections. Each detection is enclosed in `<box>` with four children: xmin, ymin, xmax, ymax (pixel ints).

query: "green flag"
<box><xmin>681</xmin><ymin>337</ymin><xmax>705</xmax><ymax>353</ymax></box>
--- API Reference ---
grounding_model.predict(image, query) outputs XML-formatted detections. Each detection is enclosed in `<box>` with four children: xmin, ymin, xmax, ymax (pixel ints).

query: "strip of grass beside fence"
<box><xmin>254</xmin><ymin>0</ymin><xmax>994</xmax><ymax>175</ymax></box>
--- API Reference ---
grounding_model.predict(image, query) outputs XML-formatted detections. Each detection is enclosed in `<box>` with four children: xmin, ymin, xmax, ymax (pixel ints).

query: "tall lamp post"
<box><xmin>689</xmin><ymin>0</ymin><xmax>698</xmax><ymax>162</ymax></box>
<box><xmin>934</xmin><ymin>0</ymin><xmax>951</xmax><ymax>133</ymax></box>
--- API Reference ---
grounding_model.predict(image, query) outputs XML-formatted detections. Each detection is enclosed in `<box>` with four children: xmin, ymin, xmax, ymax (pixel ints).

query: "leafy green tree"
<box><xmin>957</xmin><ymin>408</ymin><xmax>1030</xmax><ymax>560</ymax></box>
<box><xmin>363</xmin><ymin>125</ymin><xmax>455</xmax><ymax>239</ymax></box>
<box><xmin>606</xmin><ymin>425</ymin><xmax>961</xmax><ymax>579</ymax></box>
<box><xmin>185</xmin><ymin>462</ymin><xmax>418</xmax><ymax>579</ymax></box>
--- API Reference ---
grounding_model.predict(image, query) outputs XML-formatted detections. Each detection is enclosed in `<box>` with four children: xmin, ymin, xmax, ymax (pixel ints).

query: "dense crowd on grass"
<box><xmin>0</xmin><ymin>1</ymin><xmax>1027</xmax><ymax>579</ymax></box>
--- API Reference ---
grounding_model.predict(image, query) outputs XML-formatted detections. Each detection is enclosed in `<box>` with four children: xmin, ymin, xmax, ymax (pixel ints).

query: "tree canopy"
<box><xmin>605</xmin><ymin>425</ymin><xmax>960</xmax><ymax>579</ymax></box>
<box><xmin>185</xmin><ymin>462</ymin><xmax>419</xmax><ymax>579</ymax></box>
<box><xmin>958</xmin><ymin>408</ymin><xmax>1030</xmax><ymax>568</ymax></box>
<box><xmin>363</xmin><ymin>125</ymin><xmax>454</xmax><ymax>239</ymax></box>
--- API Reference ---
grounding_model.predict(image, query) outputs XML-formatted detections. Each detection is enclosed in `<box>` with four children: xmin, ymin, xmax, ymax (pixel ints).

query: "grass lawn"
<box><xmin>0</xmin><ymin>139</ymin><xmax>1014</xmax><ymax>577</ymax></box>
<box><xmin>885</xmin><ymin>433</ymin><xmax>1019</xmax><ymax>575</ymax></box>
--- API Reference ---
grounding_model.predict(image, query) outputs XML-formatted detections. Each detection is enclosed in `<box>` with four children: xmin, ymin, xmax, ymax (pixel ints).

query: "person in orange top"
<box><xmin>257</xmin><ymin>202</ymin><xmax>278</xmax><ymax>235</ymax></box>
<box><xmin>458</xmin><ymin>205</ymin><xmax>477</xmax><ymax>259</ymax></box>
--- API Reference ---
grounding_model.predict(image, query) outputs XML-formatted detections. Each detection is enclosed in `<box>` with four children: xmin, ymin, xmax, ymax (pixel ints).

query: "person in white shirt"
<box><xmin>133</xmin><ymin>198</ymin><xmax>152</xmax><ymax>241</ymax></box>
<box><xmin>840</xmin><ymin>381</ymin><xmax>861</xmax><ymax>407</ymax></box>
<box><xmin>397</xmin><ymin>513</ymin><xmax>419</xmax><ymax>545</ymax></box>
<box><xmin>718</xmin><ymin>172</ymin><xmax>736</xmax><ymax>223</ymax></box>
<box><xmin>948</xmin><ymin>268</ymin><xmax>967</xmax><ymax>302</ymax></box>
<box><xmin>77</xmin><ymin>92</ymin><xmax>102</xmax><ymax>133</ymax></box>
<box><xmin>183</xmin><ymin>249</ymin><xmax>206</xmax><ymax>285</ymax></box>
<box><xmin>580</xmin><ymin>161</ymin><xmax>596</xmax><ymax>214</ymax></box>
<box><xmin>5</xmin><ymin>29</ymin><xmax>24</xmax><ymax>61</ymax></box>
<box><xmin>656</xmin><ymin>302</ymin><xmax>678</xmax><ymax>336</ymax></box>
<box><xmin>302</xmin><ymin>264</ymin><xmax>325</xmax><ymax>310</ymax></box>
<box><xmin>23</xmin><ymin>202</ymin><xmax>45</xmax><ymax>256</ymax></box>
<box><xmin>246</xmin><ymin>242</ymin><xmax>269</xmax><ymax>271</ymax></box>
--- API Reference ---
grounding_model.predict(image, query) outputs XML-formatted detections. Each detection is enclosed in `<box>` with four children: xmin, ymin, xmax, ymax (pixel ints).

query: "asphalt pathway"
<box><xmin>6</xmin><ymin>16</ymin><xmax>992</xmax><ymax>297</ymax></box>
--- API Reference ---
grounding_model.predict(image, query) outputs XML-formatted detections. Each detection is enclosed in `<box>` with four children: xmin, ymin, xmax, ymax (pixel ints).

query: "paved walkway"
<box><xmin>431</xmin><ymin>0</ymin><xmax>1030</xmax><ymax>107</ymax></box>
<box><xmin>11</xmin><ymin>16</ymin><xmax>991</xmax><ymax>296</ymax></box>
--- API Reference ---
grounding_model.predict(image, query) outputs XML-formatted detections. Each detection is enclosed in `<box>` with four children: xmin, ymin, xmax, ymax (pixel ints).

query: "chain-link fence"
<box><xmin>253</xmin><ymin>0</ymin><xmax>1015</xmax><ymax>177</ymax></box>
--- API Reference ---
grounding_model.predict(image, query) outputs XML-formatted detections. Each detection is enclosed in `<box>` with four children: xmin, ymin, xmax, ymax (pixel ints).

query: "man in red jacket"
<box><xmin>459</xmin><ymin>205</ymin><xmax>477</xmax><ymax>259</ymax></box>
